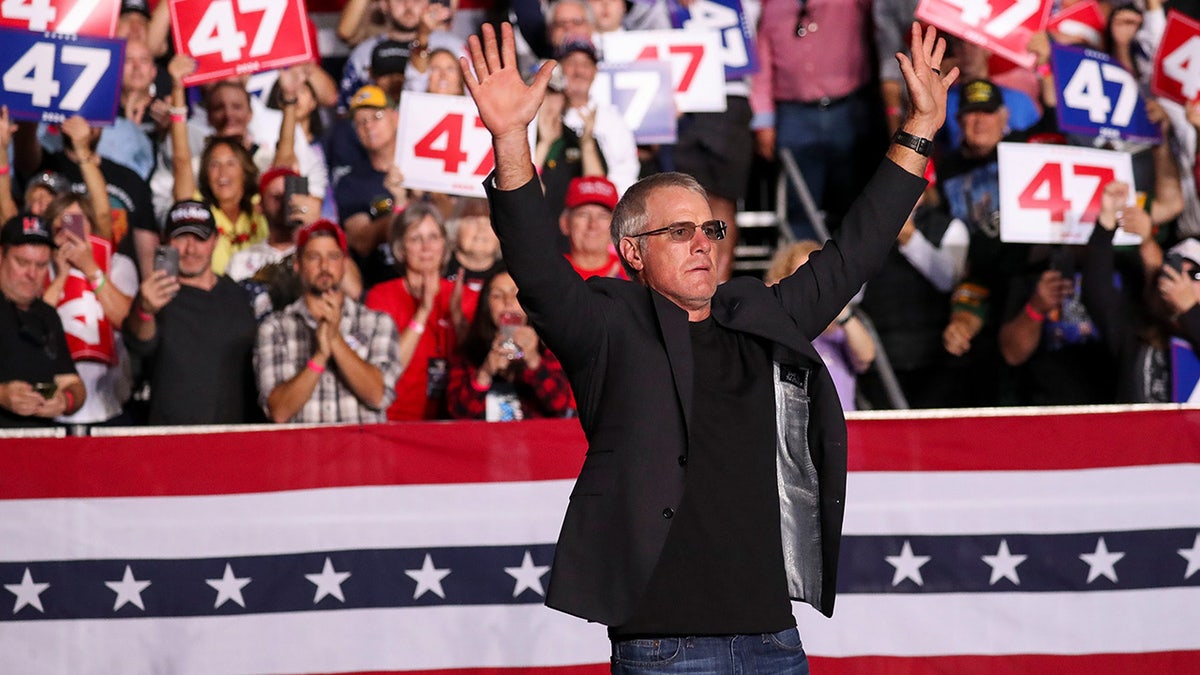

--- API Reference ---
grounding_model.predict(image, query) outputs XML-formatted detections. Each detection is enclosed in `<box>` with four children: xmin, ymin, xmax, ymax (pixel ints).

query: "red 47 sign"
<box><xmin>0</xmin><ymin>0</ymin><xmax>120</xmax><ymax>37</ymax></box>
<box><xmin>1151</xmin><ymin>10</ymin><xmax>1200</xmax><ymax>106</ymax></box>
<box><xmin>998</xmin><ymin>142</ymin><xmax>1139</xmax><ymax>245</ymax></box>
<box><xmin>916</xmin><ymin>0</ymin><xmax>1051</xmax><ymax>69</ymax></box>
<box><xmin>170</xmin><ymin>0</ymin><xmax>312</xmax><ymax>86</ymax></box>
<box><xmin>395</xmin><ymin>92</ymin><xmax>534</xmax><ymax>199</ymax></box>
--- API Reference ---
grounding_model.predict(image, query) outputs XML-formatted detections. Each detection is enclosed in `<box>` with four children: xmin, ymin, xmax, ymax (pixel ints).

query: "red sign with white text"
<box><xmin>169</xmin><ymin>0</ymin><xmax>312</xmax><ymax>86</ymax></box>
<box><xmin>916</xmin><ymin>0</ymin><xmax>1052</xmax><ymax>69</ymax></box>
<box><xmin>0</xmin><ymin>0</ymin><xmax>119</xmax><ymax>37</ymax></box>
<box><xmin>1151</xmin><ymin>10</ymin><xmax>1200</xmax><ymax>106</ymax></box>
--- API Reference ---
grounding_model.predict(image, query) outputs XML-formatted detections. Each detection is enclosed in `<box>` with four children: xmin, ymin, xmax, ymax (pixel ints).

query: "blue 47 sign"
<box><xmin>1052</xmin><ymin>43</ymin><xmax>1160</xmax><ymax>144</ymax></box>
<box><xmin>669</xmin><ymin>0</ymin><xmax>757</xmax><ymax>79</ymax></box>
<box><xmin>0</xmin><ymin>28</ymin><xmax>123</xmax><ymax>125</ymax></box>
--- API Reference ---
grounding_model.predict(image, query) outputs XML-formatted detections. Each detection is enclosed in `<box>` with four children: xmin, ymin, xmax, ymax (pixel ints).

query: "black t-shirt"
<box><xmin>0</xmin><ymin>295</ymin><xmax>77</xmax><ymax>428</ymax></box>
<box><xmin>126</xmin><ymin>277</ymin><xmax>258</xmax><ymax>425</ymax></box>
<box><xmin>613</xmin><ymin>317</ymin><xmax>794</xmax><ymax>637</ymax></box>
<box><xmin>36</xmin><ymin>153</ymin><xmax>157</xmax><ymax>236</ymax></box>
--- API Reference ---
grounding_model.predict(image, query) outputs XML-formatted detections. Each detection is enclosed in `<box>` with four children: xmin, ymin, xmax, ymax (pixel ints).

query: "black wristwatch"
<box><xmin>892</xmin><ymin>129</ymin><xmax>934</xmax><ymax>157</ymax></box>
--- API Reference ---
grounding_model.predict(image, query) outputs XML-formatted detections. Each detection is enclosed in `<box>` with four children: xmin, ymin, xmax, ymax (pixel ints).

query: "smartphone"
<box><xmin>33</xmin><ymin>382</ymin><xmax>57</xmax><ymax>400</ymax></box>
<box><xmin>61</xmin><ymin>212</ymin><xmax>86</xmax><ymax>240</ymax></box>
<box><xmin>283</xmin><ymin>175</ymin><xmax>309</xmax><ymax>227</ymax></box>
<box><xmin>154</xmin><ymin>245</ymin><xmax>180</xmax><ymax>278</ymax></box>
<box><xmin>1166</xmin><ymin>253</ymin><xmax>1186</xmax><ymax>273</ymax></box>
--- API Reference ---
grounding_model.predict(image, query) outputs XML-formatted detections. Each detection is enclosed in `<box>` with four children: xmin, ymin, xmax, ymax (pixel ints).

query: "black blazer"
<box><xmin>486</xmin><ymin>159</ymin><xmax>925</xmax><ymax>626</ymax></box>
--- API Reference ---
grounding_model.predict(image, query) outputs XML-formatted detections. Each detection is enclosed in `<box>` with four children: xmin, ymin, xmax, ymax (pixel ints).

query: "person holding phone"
<box><xmin>39</xmin><ymin>193</ymin><xmax>137</xmax><ymax>426</ymax></box>
<box><xmin>125</xmin><ymin>201</ymin><xmax>259</xmax><ymax>425</ymax></box>
<box><xmin>0</xmin><ymin>214</ymin><xmax>86</xmax><ymax>428</ymax></box>
<box><xmin>446</xmin><ymin>269</ymin><xmax>573</xmax><ymax>420</ymax></box>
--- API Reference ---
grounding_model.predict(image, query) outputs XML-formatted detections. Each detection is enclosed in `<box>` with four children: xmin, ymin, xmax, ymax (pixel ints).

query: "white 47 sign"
<box><xmin>395</xmin><ymin>92</ymin><xmax>533</xmax><ymax>199</ymax></box>
<box><xmin>170</xmin><ymin>0</ymin><xmax>312</xmax><ymax>85</ymax></box>
<box><xmin>998</xmin><ymin>142</ymin><xmax>1139</xmax><ymax>245</ymax></box>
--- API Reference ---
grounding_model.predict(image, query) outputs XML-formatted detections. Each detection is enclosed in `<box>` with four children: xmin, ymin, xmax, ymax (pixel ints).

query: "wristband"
<box><xmin>393</xmin><ymin>201</ymin><xmax>408</xmax><ymax>214</ymax></box>
<box><xmin>169</xmin><ymin>105</ymin><xmax>188</xmax><ymax>116</ymax></box>
<box><xmin>407</xmin><ymin>319</ymin><xmax>426</xmax><ymax>334</ymax></box>
<box><xmin>885</xmin><ymin>105</ymin><xmax>901</xmax><ymax>117</ymax></box>
<box><xmin>1024</xmin><ymin>303</ymin><xmax>1046</xmax><ymax>322</ymax></box>
<box><xmin>0</xmin><ymin>165</ymin><xmax>9</xmax><ymax>176</ymax></box>
<box><xmin>170</xmin><ymin>113</ymin><xmax>186</xmax><ymax>124</ymax></box>
<box><xmin>136</xmin><ymin>306</ymin><xmax>153</xmax><ymax>322</ymax></box>
<box><xmin>1036</xmin><ymin>63</ymin><xmax>1052</xmax><ymax>78</ymax></box>
<box><xmin>306</xmin><ymin>358</ymin><xmax>326</xmax><ymax>374</ymax></box>
<box><xmin>470</xmin><ymin>375</ymin><xmax>491</xmax><ymax>392</ymax></box>
<box><xmin>892</xmin><ymin>129</ymin><xmax>933</xmax><ymax>157</ymax></box>
<box><xmin>91</xmin><ymin>273</ymin><xmax>106</xmax><ymax>292</ymax></box>
<box><xmin>63</xmin><ymin>389</ymin><xmax>74</xmax><ymax>413</ymax></box>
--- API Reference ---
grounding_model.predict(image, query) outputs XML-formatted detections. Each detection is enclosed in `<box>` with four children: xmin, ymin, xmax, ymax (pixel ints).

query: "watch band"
<box><xmin>892</xmin><ymin>130</ymin><xmax>934</xmax><ymax>157</ymax></box>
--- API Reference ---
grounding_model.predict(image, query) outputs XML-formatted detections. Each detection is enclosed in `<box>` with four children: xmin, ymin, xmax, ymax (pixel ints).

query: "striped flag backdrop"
<box><xmin>1</xmin><ymin>407</ymin><xmax>1198</xmax><ymax>673</ymax></box>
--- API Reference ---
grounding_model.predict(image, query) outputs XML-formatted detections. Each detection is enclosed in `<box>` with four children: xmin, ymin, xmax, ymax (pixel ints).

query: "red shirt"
<box><xmin>365</xmin><ymin>278</ymin><xmax>458</xmax><ymax>420</ymax></box>
<box><xmin>566</xmin><ymin>250</ymin><xmax>628</xmax><ymax>280</ymax></box>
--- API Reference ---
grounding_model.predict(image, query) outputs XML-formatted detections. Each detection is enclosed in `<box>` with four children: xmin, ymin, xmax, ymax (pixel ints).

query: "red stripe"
<box><xmin>847</xmin><ymin>408</ymin><xmax>1200</xmax><ymax>472</ymax></box>
<box><xmin>0</xmin><ymin>420</ymin><xmax>587</xmax><ymax>500</ymax></box>
<box><xmin>4</xmin><ymin>409</ymin><xmax>1200</xmax><ymax>500</ymax></box>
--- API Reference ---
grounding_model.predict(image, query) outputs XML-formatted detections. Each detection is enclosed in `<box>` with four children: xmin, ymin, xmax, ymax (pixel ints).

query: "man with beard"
<box><xmin>125</xmin><ymin>200</ymin><xmax>259</xmax><ymax>424</ymax></box>
<box><xmin>255</xmin><ymin>220</ymin><xmax>400</xmax><ymax>423</ymax></box>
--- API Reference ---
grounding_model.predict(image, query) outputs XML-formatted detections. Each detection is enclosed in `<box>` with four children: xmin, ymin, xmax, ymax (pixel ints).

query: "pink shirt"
<box><xmin>750</xmin><ymin>0</ymin><xmax>873</xmax><ymax>127</ymax></box>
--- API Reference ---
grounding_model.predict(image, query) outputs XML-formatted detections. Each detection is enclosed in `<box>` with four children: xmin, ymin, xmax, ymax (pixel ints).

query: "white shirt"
<box><xmin>563</xmin><ymin>103</ymin><xmax>640</xmax><ymax>195</ymax></box>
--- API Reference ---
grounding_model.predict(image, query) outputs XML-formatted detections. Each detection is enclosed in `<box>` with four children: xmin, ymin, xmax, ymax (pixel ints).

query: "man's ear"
<box><xmin>559</xmin><ymin>211</ymin><xmax>570</xmax><ymax>237</ymax></box>
<box><xmin>619</xmin><ymin>237</ymin><xmax>643</xmax><ymax>272</ymax></box>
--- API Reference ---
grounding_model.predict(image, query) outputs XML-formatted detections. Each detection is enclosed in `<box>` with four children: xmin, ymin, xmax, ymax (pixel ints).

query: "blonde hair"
<box><xmin>764</xmin><ymin>240</ymin><xmax>822</xmax><ymax>285</ymax></box>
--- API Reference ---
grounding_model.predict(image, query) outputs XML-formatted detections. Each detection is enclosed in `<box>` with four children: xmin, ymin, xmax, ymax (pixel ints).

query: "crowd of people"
<box><xmin>4</xmin><ymin>0</ymin><xmax>1200</xmax><ymax>431</ymax></box>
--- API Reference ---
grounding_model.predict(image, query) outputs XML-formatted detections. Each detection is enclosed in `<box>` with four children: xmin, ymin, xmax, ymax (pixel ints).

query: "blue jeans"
<box><xmin>610</xmin><ymin>629</ymin><xmax>810</xmax><ymax>674</ymax></box>
<box><xmin>776</xmin><ymin>91</ymin><xmax>872</xmax><ymax>241</ymax></box>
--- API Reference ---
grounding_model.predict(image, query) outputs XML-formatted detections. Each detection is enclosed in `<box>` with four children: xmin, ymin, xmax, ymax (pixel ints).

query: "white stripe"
<box><xmin>796</xmin><ymin>588</ymin><xmax>1200</xmax><ymax>656</ymax></box>
<box><xmin>0</xmin><ymin>481</ymin><xmax>574</xmax><ymax>561</ymax></box>
<box><xmin>0</xmin><ymin>604</ymin><xmax>610</xmax><ymax>673</ymax></box>
<box><xmin>845</xmin><ymin>465</ymin><xmax>1200</xmax><ymax>534</ymax></box>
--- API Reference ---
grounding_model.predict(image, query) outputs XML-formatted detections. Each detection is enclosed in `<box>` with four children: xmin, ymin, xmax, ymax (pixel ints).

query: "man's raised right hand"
<box><xmin>460</xmin><ymin>22</ymin><xmax>556</xmax><ymax>189</ymax></box>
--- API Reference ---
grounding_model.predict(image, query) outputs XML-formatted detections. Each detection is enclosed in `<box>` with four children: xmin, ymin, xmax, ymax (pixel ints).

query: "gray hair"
<box><xmin>609</xmin><ymin>172</ymin><xmax>708</xmax><ymax>249</ymax></box>
<box><xmin>390</xmin><ymin>202</ymin><xmax>448</xmax><ymax>268</ymax></box>
<box><xmin>548</xmin><ymin>0</ymin><xmax>596</xmax><ymax>31</ymax></box>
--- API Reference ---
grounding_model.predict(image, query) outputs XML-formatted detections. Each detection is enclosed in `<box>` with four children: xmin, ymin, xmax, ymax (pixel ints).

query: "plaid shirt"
<box><xmin>255</xmin><ymin>296</ymin><xmax>401</xmax><ymax>424</ymax></box>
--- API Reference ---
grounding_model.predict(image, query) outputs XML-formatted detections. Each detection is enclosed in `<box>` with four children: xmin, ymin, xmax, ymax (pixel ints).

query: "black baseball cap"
<box><xmin>958</xmin><ymin>79</ymin><xmax>1004</xmax><ymax>115</ymax></box>
<box><xmin>1</xmin><ymin>214</ymin><xmax>54</xmax><ymax>248</ymax></box>
<box><xmin>164</xmin><ymin>200</ymin><xmax>217</xmax><ymax>240</ymax></box>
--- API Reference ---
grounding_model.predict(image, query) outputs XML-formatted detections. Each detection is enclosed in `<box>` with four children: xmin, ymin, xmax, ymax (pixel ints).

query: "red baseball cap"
<box><xmin>296</xmin><ymin>219</ymin><xmax>348</xmax><ymax>254</ymax></box>
<box><xmin>565</xmin><ymin>176</ymin><xmax>618</xmax><ymax>211</ymax></box>
<box><xmin>259</xmin><ymin>167</ymin><xmax>299</xmax><ymax>198</ymax></box>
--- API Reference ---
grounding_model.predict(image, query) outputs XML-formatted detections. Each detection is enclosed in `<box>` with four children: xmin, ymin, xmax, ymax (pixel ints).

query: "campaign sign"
<box><xmin>0</xmin><ymin>0</ymin><xmax>119</xmax><ymax>36</ymax></box>
<box><xmin>170</xmin><ymin>0</ymin><xmax>313</xmax><ymax>86</ymax></box>
<box><xmin>1051</xmin><ymin>43</ymin><xmax>1160</xmax><ymax>144</ymax></box>
<box><xmin>0</xmin><ymin>28</ymin><xmax>123</xmax><ymax>125</ymax></box>
<box><xmin>1046</xmin><ymin>0</ymin><xmax>1105</xmax><ymax>48</ymax></box>
<box><xmin>916</xmin><ymin>0</ymin><xmax>1052</xmax><ymax>69</ymax></box>
<box><xmin>601</xmin><ymin>29</ymin><xmax>725</xmax><ymax>113</ymax></box>
<box><xmin>1171</xmin><ymin>337</ymin><xmax>1200</xmax><ymax>402</ymax></box>
<box><xmin>396</xmin><ymin>92</ymin><xmax>533</xmax><ymax>198</ymax></box>
<box><xmin>668</xmin><ymin>0</ymin><xmax>757</xmax><ymax>80</ymax></box>
<box><xmin>997</xmin><ymin>142</ymin><xmax>1139</xmax><ymax>245</ymax></box>
<box><xmin>592</xmin><ymin>61</ymin><xmax>676</xmax><ymax>145</ymax></box>
<box><xmin>1150</xmin><ymin>10</ymin><xmax>1200</xmax><ymax>106</ymax></box>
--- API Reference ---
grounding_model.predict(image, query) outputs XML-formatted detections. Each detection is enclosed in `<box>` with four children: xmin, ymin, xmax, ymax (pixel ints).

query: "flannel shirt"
<box><xmin>255</xmin><ymin>296</ymin><xmax>401</xmax><ymax>423</ymax></box>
